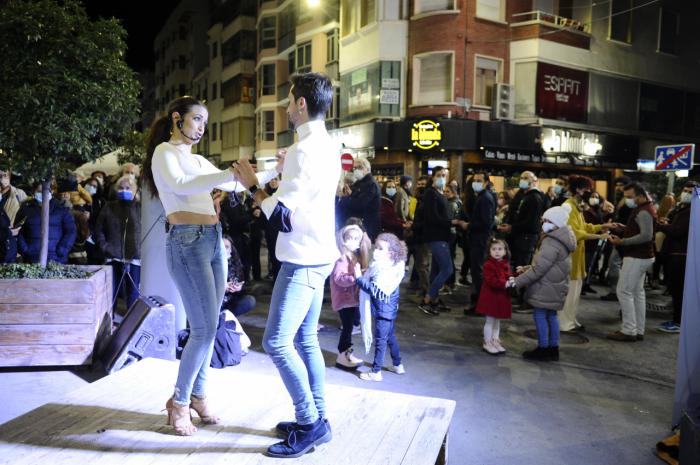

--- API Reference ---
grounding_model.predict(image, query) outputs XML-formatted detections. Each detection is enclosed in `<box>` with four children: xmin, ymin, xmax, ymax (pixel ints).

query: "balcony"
<box><xmin>511</xmin><ymin>10</ymin><xmax>591</xmax><ymax>49</ymax></box>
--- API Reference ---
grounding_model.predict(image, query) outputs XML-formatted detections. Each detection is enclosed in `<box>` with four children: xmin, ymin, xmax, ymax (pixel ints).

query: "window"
<box><xmin>288</xmin><ymin>51</ymin><xmax>295</xmax><ymax>76</ymax></box>
<box><xmin>342</xmin><ymin>0</ymin><xmax>376</xmax><ymax>37</ymax></box>
<box><xmin>179</xmin><ymin>55</ymin><xmax>186</xmax><ymax>69</ymax></box>
<box><xmin>278</xmin><ymin>6</ymin><xmax>296</xmax><ymax>51</ymax></box>
<box><xmin>211</xmin><ymin>42</ymin><xmax>218</xmax><ymax>59</ymax></box>
<box><xmin>327</xmin><ymin>29</ymin><xmax>339</xmax><ymax>63</ymax></box>
<box><xmin>658</xmin><ymin>8</ymin><xmax>679</xmax><ymax>54</ymax></box>
<box><xmin>222</xmin><ymin>75</ymin><xmax>255</xmax><ymax>106</ymax></box>
<box><xmin>211</xmin><ymin>122</ymin><xmax>218</xmax><ymax>141</ymax></box>
<box><xmin>259</xmin><ymin>16</ymin><xmax>276</xmax><ymax>51</ymax></box>
<box><xmin>475</xmin><ymin>0</ymin><xmax>503</xmax><ymax>22</ymax></box>
<box><xmin>222</xmin><ymin>30</ymin><xmax>256</xmax><ymax>67</ymax></box>
<box><xmin>263</xmin><ymin>111</ymin><xmax>275</xmax><ymax>141</ymax></box>
<box><xmin>360</xmin><ymin>0</ymin><xmax>376</xmax><ymax>27</ymax></box>
<box><xmin>413</xmin><ymin>53</ymin><xmax>453</xmax><ymax>105</ymax></box>
<box><xmin>222</xmin><ymin>118</ymin><xmax>255</xmax><ymax>149</ymax></box>
<box><xmin>341</xmin><ymin>0</ymin><xmax>356</xmax><ymax>37</ymax></box>
<box><xmin>260</xmin><ymin>64</ymin><xmax>276</xmax><ymax>96</ymax></box>
<box><xmin>609</xmin><ymin>0</ymin><xmax>632</xmax><ymax>43</ymax></box>
<box><xmin>474</xmin><ymin>56</ymin><xmax>500</xmax><ymax>107</ymax></box>
<box><xmin>415</xmin><ymin>0</ymin><xmax>455</xmax><ymax>15</ymax></box>
<box><xmin>296</xmin><ymin>42</ymin><xmax>312</xmax><ymax>74</ymax></box>
<box><xmin>212</xmin><ymin>82</ymin><xmax>218</xmax><ymax>100</ymax></box>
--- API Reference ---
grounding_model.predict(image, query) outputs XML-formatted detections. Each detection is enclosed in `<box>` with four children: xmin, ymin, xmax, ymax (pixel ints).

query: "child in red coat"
<box><xmin>476</xmin><ymin>238</ymin><xmax>513</xmax><ymax>355</ymax></box>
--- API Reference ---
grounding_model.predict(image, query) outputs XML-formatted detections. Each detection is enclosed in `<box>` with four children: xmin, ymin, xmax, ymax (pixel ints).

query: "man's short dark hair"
<box><xmin>400</xmin><ymin>175</ymin><xmax>413</xmax><ymax>187</ymax></box>
<box><xmin>615</xmin><ymin>175</ymin><xmax>631</xmax><ymax>186</ymax></box>
<box><xmin>685</xmin><ymin>181</ymin><xmax>699</xmax><ymax>189</ymax></box>
<box><xmin>624</xmin><ymin>182</ymin><xmax>647</xmax><ymax>197</ymax></box>
<box><xmin>431</xmin><ymin>166</ymin><xmax>446</xmax><ymax>176</ymax></box>
<box><xmin>473</xmin><ymin>170</ymin><xmax>491</xmax><ymax>183</ymax></box>
<box><xmin>290</xmin><ymin>73</ymin><xmax>333</xmax><ymax>119</ymax></box>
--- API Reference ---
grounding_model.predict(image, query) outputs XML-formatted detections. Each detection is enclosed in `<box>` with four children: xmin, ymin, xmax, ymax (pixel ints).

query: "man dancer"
<box><xmin>234</xmin><ymin>72</ymin><xmax>339</xmax><ymax>458</ymax></box>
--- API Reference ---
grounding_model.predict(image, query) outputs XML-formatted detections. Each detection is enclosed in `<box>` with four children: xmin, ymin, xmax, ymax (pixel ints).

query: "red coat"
<box><xmin>476</xmin><ymin>257</ymin><xmax>512</xmax><ymax>319</ymax></box>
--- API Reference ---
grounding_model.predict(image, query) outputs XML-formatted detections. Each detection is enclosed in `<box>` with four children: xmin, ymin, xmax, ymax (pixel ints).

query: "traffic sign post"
<box><xmin>340</xmin><ymin>152</ymin><xmax>354</xmax><ymax>171</ymax></box>
<box><xmin>655</xmin><ymin>144</ymin><xmax>695</xmax><ymax>171</ymax></box>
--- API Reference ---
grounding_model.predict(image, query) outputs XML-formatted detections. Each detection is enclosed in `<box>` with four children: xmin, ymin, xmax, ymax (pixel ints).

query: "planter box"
<box><xmin>0</xmin><ymin>265</ymin><xmax>113</xmax><ymax>367</ymax></box>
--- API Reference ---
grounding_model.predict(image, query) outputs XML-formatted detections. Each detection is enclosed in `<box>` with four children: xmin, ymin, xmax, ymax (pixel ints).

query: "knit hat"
<box><xmin>543</xmin><ymin>203</ymin><xmax>571</xmax><ymax>228</ymax></box>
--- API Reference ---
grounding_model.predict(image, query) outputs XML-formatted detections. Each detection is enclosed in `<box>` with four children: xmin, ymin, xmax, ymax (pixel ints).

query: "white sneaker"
<box><xmin>388</xmin><ymin>364</ymin><xmax>405</xmax><ymax>375</ymax></box>
<box><xmin>351</xmin><ymin>325</ymin><xmax>361</xmax><ymax>335</ymax></box>
<box><xmin>482</xmin><ymin>340</ymin><xmax>499</xmax><ymax>355</ymax></box>
<box><xmin>492</xmin><ymin>339</ymin><xmax>506</xmax><ymax>354</ymax></box>
<box><xmin>359</xmin><ymin>371</ymin><xmax>383</xmax><ymax>382</ymax></box>
<box><xmin>335</xmin><ymin>350</ymin><xmax>362</xmax><ymax>370</ymax></box>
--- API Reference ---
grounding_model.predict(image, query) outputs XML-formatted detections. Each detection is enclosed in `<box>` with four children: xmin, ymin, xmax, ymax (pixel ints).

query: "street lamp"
<box><xmin>306</xmin><ymin>0</ymin><xmax>321</xmax><ymax>7</ymax></box>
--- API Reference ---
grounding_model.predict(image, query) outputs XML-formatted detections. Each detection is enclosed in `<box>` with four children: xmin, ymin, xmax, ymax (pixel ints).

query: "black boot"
<box><xmin>548</xmin><ymin>346</ymin><xmax>559</xmax><ymax>361</ymax></box>
<box><xmin>522</xmin><ymin>346</ymin><xmax>550</xmax><ymax>361</ymax></box>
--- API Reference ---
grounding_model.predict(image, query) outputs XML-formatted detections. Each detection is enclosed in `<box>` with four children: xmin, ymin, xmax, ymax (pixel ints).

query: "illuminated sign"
<box><xmin>411</xmin><ymin>120</ymin><xmax>442</xmax><ymax>150</ymax></box>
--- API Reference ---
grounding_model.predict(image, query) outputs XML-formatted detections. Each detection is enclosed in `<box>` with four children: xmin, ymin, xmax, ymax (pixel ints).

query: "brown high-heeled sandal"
<box><xmin>189</xmin><ymin>395</ymin><xmax>220</xmax><ymax>424</ymax></box>
<box><xmin>165</xmin><ymin>397</ymin><xmax>198</xmax><ymax>435</ymax></box>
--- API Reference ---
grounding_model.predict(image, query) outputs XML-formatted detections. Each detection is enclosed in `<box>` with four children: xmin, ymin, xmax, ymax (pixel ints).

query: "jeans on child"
<box><xmin>372</xmin><ymin>317</ymin><xmax>401</xmax><ymax>373</ymax></box>
<box><xmin>166</xmin><ymin>223</ymin><xmax>227</xmax><ymax>405</ymax></box>
<box><xmin>533</xmin><ymin>308</ymin><xmax>559</xmax><ymax>348</ymax></box>
<box><xmin>262</xmin><ymin>262</ymin><xmax>333</xmax><ymax>425</ymax></box>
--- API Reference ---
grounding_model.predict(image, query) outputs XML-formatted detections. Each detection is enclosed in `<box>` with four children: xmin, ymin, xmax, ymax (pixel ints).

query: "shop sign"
<box><xmin>411</xmin><ymin>120</ymin><xmax>442</xmax><ymax>150</ymax></box>
<box><xmin>537</xmin><ymin>62</ymin><xmax>589</xmax><ymax>123</ymax></box>
<box><xmin>484</xmin><ymin>149</ymin><xmax>540</xmax><ymax>162</ymax></box>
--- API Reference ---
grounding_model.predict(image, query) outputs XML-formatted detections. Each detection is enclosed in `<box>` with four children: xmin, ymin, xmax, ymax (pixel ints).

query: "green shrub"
<box><xmin>0</xmin><ymin>262</ymin><xmax>94</xmax><ymax>279</ymax></box>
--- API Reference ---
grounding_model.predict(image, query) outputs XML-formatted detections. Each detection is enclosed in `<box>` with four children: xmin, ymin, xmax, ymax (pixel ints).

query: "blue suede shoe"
<box><xmin>267</xmin><ymin>417</ymin><xmax>332</xmax><ymax>458</ymax></box>
<box><xmin>275</xmin><ymin>417</ymin><xmax>331</xmax><ymax>438</ymax></box>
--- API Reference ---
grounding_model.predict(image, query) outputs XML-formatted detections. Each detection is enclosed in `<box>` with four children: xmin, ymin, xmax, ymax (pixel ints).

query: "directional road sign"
<box><xmin>655</xmin><ymin>144</ymin><xmax>695</xmax><ymax>171</ymax></box>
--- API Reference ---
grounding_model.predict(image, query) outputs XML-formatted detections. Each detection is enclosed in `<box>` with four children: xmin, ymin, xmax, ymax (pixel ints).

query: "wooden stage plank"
<box><xmin>0</xmin><ymin>359</ymin><xmax>456</xmax><ymax>465</ymax></box>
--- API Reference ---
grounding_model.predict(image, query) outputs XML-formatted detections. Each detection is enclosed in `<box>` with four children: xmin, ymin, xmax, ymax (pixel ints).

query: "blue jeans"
<box><xmin>372</xmin><ymin>317</ymin><xmax>401</xmax><ymax>373</ymax></box>
<box><xmin>533</xmin><ymin>308</ymin><xmax>560</xmax><ymax>348</ymax></box>
<box><xmin>263</xmin><ymin>261</ymin><xmax>333</xmax><ymax>425</ymax></box>
<box><xmin>428</xmin><ymin>241</ymin><xmax>454</xmax><ymax>299</ymax></box>
<box><xmin>166</xmin><ymin>224</ymin><xmax>227</xmax><ymax>405</ymax></box>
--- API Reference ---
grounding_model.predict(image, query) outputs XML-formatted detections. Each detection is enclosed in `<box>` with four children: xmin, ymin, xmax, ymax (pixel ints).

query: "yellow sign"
<box><xmin>411</xmin><ymin>120</ymin><xmax>442</xmax><ymax>150</ymax></box>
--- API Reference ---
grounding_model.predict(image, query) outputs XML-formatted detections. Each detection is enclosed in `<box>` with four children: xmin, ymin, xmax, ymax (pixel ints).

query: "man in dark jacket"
<box><xmin>457</xmin><ymin>171</ymin><xmax>496</xmax><ymax>313</ymax></box>
<box><xmin>17</xmin><ymin>183</ymin><xmax>77</xmax><ymax>264</ymax></box>
<box><xmin>498</xmin><ymin>171</ymin><xmax>546</xmax><ymax>307</ymax></box>
<box><xmin>0</xmin><ymin>163</ymin><xmax>27</xmax><ymax>263</ymax></box>
<box><xmin>656</xmin><ymin>181</ymin><xmax>697</xmax><ymax>333</ymax></box>
<box><xmin>417</xmin><ymin>166</ymin><xmax>454</xmax><ymax>316</ymax></box>
<box><xmin>337</xmin><ymin>157</ymin><xmax>381</xmax><ymax>240</ymax></box>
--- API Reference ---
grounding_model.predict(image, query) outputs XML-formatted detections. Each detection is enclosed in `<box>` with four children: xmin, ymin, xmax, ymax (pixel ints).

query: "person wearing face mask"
<box><xmin>606</xmin><ymin>183</ymin><xmax>657</xmax><ymax>342</ymax></box>
<box><xmin>453</xmin><ymin>171</ymin><xmax>496</xmax><ymax>314</ymax></box>
<box><xmin>379</xmin><ymin>180</ymin><xmax>406</xmax><ymax>238</ymax></box>
<box><xmin>655</xmin><ymin>181</ymin><xmax>697</xmax><ymax>333</ymax></box>
<box><xmin>337</xmin><ymin>157</ymin><xmax>381</xmax><ymax>241</ymax></box>
<box><xmin>558</xmin><ymin>175</ymin><xmax>615</xmax><ymax>333</ymax></box>
<box><xmin>497</xmin><ymin>171</ymin><xmax>547</xmax><ymax>309</ymax></box>
<box><xmin>0</xmin><ymin>163</ymin><xmax>27</xmax><ymax>263</ymax></box>
<box><xmin>17</xmin><ymin>181</ymin><xmax>77</xmax><ymax>264</ymax></box>
<box><xmin>94</xmin><ymin>175</ymin><xmax>142</xmax><ymax>312</ymax></box>
<box><xmin>64</xmin><ymin>172</ymin><xmax>93</xmax><ymax>210</ymax></box>
<box><xmin>581</xmin><ymin>191</ymin><xmax>604</xmax><ymax>295</ymax></box>
<box><xmin>550</xmin><ymin>175</ymin><xmax>569</xmax><ymax>207</ymax></box>
<box><xmin>417</xmin><ymin>166</ymin><xmax>455</xmax><ymax>315</ymax></box>
<box><xmin>494</xmin><ymin>191</ymin><xmax>511</xmax><ymax>229</ymax></box>
<box><xmin>599</xmin><ymin>175</ymin><xmax>634</xmax><ymax>301</ymax></box>
<box><xmin>408</xmin><ymin>176</ymin><xmax>431</xmax><ymax>295</ymax></box>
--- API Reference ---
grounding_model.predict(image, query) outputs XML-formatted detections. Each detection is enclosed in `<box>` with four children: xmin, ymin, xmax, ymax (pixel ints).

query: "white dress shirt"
<box><xmin>260</xmin><ymin>120</ymin><xmax>341</xmax><ymax>265</ymax></box>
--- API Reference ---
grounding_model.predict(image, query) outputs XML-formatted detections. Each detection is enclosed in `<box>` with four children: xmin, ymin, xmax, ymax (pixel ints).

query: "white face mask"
<box><xmin>434</xmin><ymin>177</ymin><xmax>446</xmax><ymax>189</ymax></box>
<box><xmin>589</xmin><ymin>197</ymin><xmax>600</xmax><ymax>206</ymax></box>
<box><xmin>85</xmin><ymin>185</ymin><xmax>97</xmax><ymax>195</ymax></box>
<box><xmin>625</xmin><ymin>198</ymin><xmax>637</xmax><ymax>209</ymax></box>
<box><xmin>345</xmin><ymin>239</ymin><xmax>360</xmax><ymax>252</ymax></box>
<box><xmin>519</xmin><ymin>179</ymin><xmax>530</xmax><ymax>190</ymax></box>
<box><xmin>542</xmin><ymin>223</ymin><xmax>557</xmax><ymax>233</ymax></box>
<box><xmin>472</xmin><ymin>181</ymin><xmax>483</xmax><ymax>193</ymax></box>
<box><xmin>352</xmin><ymin>169</ymin><xmax>364</xmax><ymax>182</ymax></box>
<box><xmin>680</xmin><ymin>192</ymin><xmax>692</xmax><ymax>204</ymax></box>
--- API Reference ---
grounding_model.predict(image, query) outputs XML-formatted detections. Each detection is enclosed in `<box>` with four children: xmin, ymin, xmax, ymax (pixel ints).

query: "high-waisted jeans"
<box><xmin>263</xmin><ymin>261</ymin><xmax>334</xmax><ymax>425</ymax></box>
<box><xmin>166</xmin><ymin>223</ymin><xmax>227</xmax><ymax>405</ymax></box>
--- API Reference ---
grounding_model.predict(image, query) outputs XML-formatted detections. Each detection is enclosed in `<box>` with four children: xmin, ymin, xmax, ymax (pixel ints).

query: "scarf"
<box><xmin>359</xmin><ymin>259</ymin><xmax>405</xmax><ymax>353</ymax></box>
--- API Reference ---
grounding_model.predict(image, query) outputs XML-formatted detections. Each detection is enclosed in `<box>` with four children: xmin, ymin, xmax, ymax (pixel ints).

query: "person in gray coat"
<box><xmin>511</xmin><ymin>204</ymin><xmax>576</xmax><ymax>361</ymax></box>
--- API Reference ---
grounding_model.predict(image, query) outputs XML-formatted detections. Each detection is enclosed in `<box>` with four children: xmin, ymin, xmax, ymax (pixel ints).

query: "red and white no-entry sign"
<box><xmin>340</xmin><ymin>153</ymin><xmax>354</xmax><ymax>171</ymax></box>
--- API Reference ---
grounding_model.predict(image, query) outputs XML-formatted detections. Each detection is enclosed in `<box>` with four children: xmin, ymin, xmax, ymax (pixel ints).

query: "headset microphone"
<box><xmin>176</xmin><ymin>120</ymin><xmax>199</xmax><ymax>141</ymax></box>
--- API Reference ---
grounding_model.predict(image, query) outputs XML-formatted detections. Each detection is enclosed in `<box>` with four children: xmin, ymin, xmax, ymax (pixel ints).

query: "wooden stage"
<box><xmin>0</xmin><ymin>358</ymin><xmax>456</xmax><ymax>464</ymax></box>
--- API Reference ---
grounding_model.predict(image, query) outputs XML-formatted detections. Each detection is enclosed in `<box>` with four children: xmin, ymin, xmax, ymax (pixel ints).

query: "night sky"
<box><xmin>82</xmin><ymin>0</ymin><xmax>174</xmax><ymax>72</ymax></box>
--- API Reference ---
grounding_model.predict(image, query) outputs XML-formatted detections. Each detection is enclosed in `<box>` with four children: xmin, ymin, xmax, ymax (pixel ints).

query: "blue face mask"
<box><xmin>434</xmin><ymin>177</ymin><xmax>446</xmax><ymax>189</ymax></box>
<box><xmin>385</xmin><ymin>188</ymin><xmax>397</xmax><ymax>197</ymax></box>
<box><xmin>553</xmin><ymin>184</ymin><xmax>563</xmax><ymax>195</ymax></box>
<box><xmin>34</xmin><ymin>192</ymin><xmax>51</xmax><ymax>204</ymax></box>
<box><xmin>519</xmin><ymin>179</ymin><xmax>530</xmax><ymax>190</ymax></box>
<box><xmin>472</xmin><ymin>182</ymin><xmax>484</xmax><ymax>193</ymax></box>
<box><xmin>117</xmin><ymin>190</ymin><xmax>134</xmax><ymax>201</ymax></box>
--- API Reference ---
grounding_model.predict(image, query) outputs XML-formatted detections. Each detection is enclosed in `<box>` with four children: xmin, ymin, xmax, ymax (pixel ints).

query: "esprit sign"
<box><xmin>411</xmin><ymin>120</ymin><xmax>442</xmax><ymax>150</ymax></box>
<box><xmin>537</xmin><ymin>62</ymin><xmax>589</xmax><ymax>123</ymax></box>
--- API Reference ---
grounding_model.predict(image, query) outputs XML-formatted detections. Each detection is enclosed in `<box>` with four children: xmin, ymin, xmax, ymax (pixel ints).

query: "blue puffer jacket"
<box><xmin>18</xmin><ymin>199</ymin><xmax>77</xmax><ymax>264</ymax></box>
<box><xmin>355</xmin><ymin>275</ymin><xmax>400</xmax><ymax>320</ymax></box>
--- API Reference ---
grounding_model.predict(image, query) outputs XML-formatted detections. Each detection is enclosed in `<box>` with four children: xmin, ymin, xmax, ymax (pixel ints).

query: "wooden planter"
<box><xmin>0</xmin><ymin>265</ymin><xmax>113</xmax><ymax>367</ymax></box>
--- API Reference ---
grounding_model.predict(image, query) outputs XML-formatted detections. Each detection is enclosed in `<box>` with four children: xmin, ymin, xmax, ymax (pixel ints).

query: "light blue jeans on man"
<box><xmin>263</xmin><ymin>262</ymin><xmax>334</xmax><ymax>425</ymax></box>
<box><xmin>166</xmin><ymin>223</ymin><xmax>227</xmax><ymax>405</ymax></box>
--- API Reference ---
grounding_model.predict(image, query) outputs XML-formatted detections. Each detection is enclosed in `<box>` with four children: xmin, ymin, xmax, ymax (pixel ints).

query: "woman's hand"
<box><xmin>231</xmin><ymin>159</ymin><xmax>259</xmax><ymax>189</ymax></box>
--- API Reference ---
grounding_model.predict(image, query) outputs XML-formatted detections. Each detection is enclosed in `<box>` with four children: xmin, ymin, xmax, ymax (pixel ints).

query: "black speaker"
<box><xmin>101</xmin><ymin>295</ymin><xmax>177</xmax><ymax>374</ymax></box>
<box><xmin>680</xmin><ymin>408</ymin><xmax>700</xmax><ymax>465</ymax></box>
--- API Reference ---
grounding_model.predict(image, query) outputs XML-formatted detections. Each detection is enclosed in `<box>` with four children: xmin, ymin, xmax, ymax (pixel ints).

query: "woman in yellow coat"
<box><xmin>559</xmin><ymin>175</ymin><xmax>615</xmax><ymax>332</ymax></box>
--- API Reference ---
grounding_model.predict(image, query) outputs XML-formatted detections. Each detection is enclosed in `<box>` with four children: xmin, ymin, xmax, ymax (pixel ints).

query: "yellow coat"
<box><xmin>565</xmin><ymin>198</ymin><xmax>603</xmax><ymax>280</ymax></box>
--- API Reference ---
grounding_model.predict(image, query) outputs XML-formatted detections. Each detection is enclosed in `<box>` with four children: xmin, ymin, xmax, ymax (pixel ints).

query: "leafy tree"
<box><xmin>118</xmin><ymin>129</ymin><xmax>149</xmax><ymax>166</ymax></box>
<box><xmin>0</xmin><ymin>0</ymin><xmax>140</xmax><ymax>267</ymax></box>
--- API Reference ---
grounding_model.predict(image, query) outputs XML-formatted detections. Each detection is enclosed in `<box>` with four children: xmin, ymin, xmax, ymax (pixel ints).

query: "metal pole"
<box><xmin>667</xmin><ymin>171</ymin><xmax>676</xmax><ymax>194</ymax></box>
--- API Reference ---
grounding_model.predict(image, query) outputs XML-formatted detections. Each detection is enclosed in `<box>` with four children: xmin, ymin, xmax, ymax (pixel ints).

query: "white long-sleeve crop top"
<box><xmin>152</xmin><ymin>142</ymin><xmax>277</xmax><ymax>216</ymax></box>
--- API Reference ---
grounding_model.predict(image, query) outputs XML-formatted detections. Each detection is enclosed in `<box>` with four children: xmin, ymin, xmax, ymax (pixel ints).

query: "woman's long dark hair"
<box><xmin>142</xmin><ymin>96</ymin><xmax>205</xmax><ymax>198</ymax></box>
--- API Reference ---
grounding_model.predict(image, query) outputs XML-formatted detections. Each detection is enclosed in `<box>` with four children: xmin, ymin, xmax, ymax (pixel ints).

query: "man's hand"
<box><xmin>497</xmin><ymin>224</ymin><xmax>512</xmax><ymax>233</ymax></box>
<box><xmin>608</xmin><ymin>235</ymin><xmax>622</xmax><ymax>246</ymax></box>
<box><xmin>452</xmin><ymin>220</ymin><xmax>468</xmax><ymax>230</ymax></box>
<box><xmin>252</xmin><ymin>208</ymin><xmax>262</xmax><ymax>218</ymax></box>
<box><xmin>232</xmin><ymin>159</ymin><xmax>259</xmax><ymax>189</ymax></box>
<box><xmin>275</xmin><ymin>149</ymin><xmax>287</xmax><ymax>173</ymax></box>
<box><xmin>341</xmin><ymin>184</ymin><xmax>352</xmax><ymax>196</ymax></box>
<box><xmin>515</xmin><ymin>266</ymin><xmax>526</xmax><ymax>274</ymax></box>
